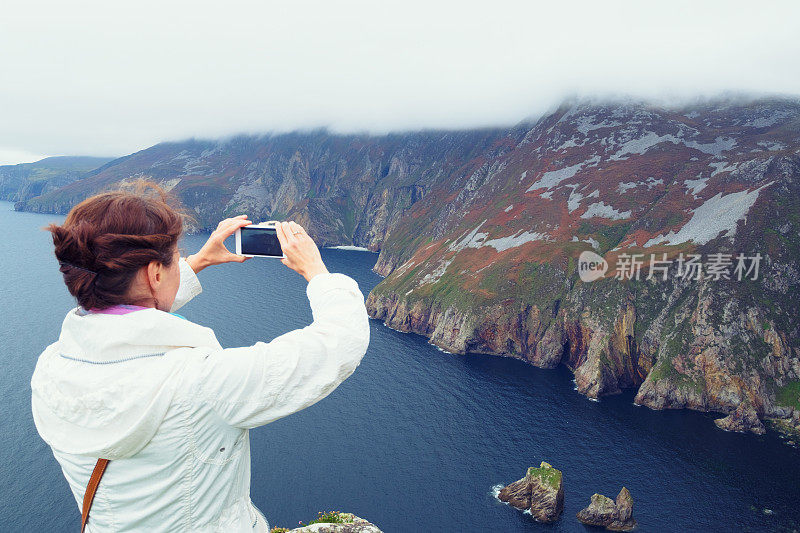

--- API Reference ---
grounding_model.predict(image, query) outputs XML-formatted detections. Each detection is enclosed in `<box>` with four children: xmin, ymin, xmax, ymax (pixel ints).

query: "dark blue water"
<box><xmin>2</xmin><ymin>200</ymin><xmax>799</xmax><ymax>533</ymax></box>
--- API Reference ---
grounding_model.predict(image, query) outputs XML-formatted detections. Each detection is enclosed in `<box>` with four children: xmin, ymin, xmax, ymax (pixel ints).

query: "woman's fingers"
<box><xmin>275</xmin><ymin>220</ymin><xmax>327</xmax><ymax>281</ymax></box>
<box><xmin>223</xmin><ymin>218</ymin><xmax>252</xmax><ymax>238</ymax></box>
<box><xmin>276</xmin><ymin>221</ymin><xmax>290</xmax><ymax>248</ymax></box>
<box><xmin>281</xmin><ymin>221</ymin><xmax>300</xmax><ymax>248</ymax></box>
<box><xmin>288</xmin><ymin>220</ymin><xmax>306</xmax><ymax>239</ymax></box>
<box><xmin>191</xmin><ymin>216</ymin><xmax>253</xmax><ymax>269</ymax></box>
<box><xmin>212</xmin><ymin>218</ymin><xmax>251</xmax><ymax>243</ymax></box>
<box><xmin>215</xmin><ymin>215</ymin><xmax>246</xmax><ymax>232</ymax></box>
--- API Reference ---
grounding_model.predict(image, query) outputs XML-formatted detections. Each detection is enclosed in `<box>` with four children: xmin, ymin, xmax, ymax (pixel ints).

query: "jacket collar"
<box><xmin>58</xmin><ymin>306</ymin><xmax>222</xmax><ymax>362</ymax></box>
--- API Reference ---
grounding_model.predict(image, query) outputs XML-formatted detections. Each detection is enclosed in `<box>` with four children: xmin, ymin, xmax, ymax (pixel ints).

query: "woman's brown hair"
<box><xmin>46</xmin><ymin>180</ymin><xmax>186</xmax><ymax>310</ymax></box>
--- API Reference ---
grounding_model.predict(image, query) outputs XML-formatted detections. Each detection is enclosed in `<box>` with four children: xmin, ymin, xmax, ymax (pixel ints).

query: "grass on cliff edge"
<box><xmin>270</xmin><ymin>511</ymin><xmax>355</xmax><ymax>532</ymax></box>
<box><xmin>776</xmin><ymin>381</ymin><xmax>800</xmax><ymax>410</ymax></box>
<box><xmin>527</xmin><ymin>463</ymin><xmax>562</xmax><ymax>490</ymax></box>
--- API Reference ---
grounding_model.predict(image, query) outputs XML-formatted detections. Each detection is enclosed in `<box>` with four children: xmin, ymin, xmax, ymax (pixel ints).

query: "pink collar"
<box><xmin>78</xmin><ymin>304</ymin><xmax>188</xmax><ymax>321</ymax></box>
<box><xmin>83</xmin><ymin>304</ymin><xmax>150</xmax><ymax>316</ymax></box>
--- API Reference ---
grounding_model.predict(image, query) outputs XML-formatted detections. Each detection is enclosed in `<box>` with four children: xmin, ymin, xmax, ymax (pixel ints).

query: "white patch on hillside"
<box><xmin>526</xmin><ymin>162</ymin><xmax>583</xmax><ymax>190</ymax></box>
<box><xmin>609</xmin><ymin>132</ymin><xmax>736</xmax><ymax>160</ymax></box>
<box><xmin>484</xmin><ymin>230</ymin><xmax>551</xmax><ymax>252</ymax></box>
<box><xmin>683</xmin><ymin>177</ymin><xmax>709</xmax><ymax>197</ymax></box>
<box><xmin>391</xmin><ymin>259</ymin><xmax>416</xmax><ymax>277</ymax></box>
<box><xmin>581</xmin><ymin>202</ymin><xmax>632</xmax><ymax>220</ymax></box>
<box><xmin>448</xmin><ymin>220</ymin><xmax>488</xmax><ymax>252</ymax></box>
<box><xmin>610</xmin><ymin>132</ymin><xmax>678</xmax><ymax>160</ymax></box>
<box><xmin>743</xmin><ymin>110</ymin><xmax>795</xmax><ymax>128</ymax></box>
<box><xmin>618</xmin><ymin>178</ymin><xmax>661</xmax><ymax>194</ymax></box>
<box><xmin>684</xmin><ymin>137</ymin><xmax>736</xmax><ymax>156</ymax></box>
<box><xmin>587</xmin><ymin>189</ymin><xmax>600</xmax><ymax>198</ymax></box>
<box><xmin>566</xmin><ymin>185</ymin><xmax>583</xmax><ymax>213</ymax></box>
<box><xmin>525</xmin><ymin>156</ymin><xmax>600</xmax><ymax>192</ymax></box>
<box><xmin>540</xmin><ymin>191</ymin><xmax>554</xmax><ymax>200</ymax></box>
<box><xmin>444</xmin><ymin>219</ymin><xmax>550</xmax><ymax>255</ymax></box>
<box><xmin>644</xmin><ymin>183</ymin><xmax>772</xmax><ymax>247</ymax></box>
<box><xmin>574</xmin><ymin>116</ymin><xmax>622</xmax><ymax>134</ymax></box>
<box><xmin>420</xmin><ymin>257</ymin><xmax>453</xmax><ymax>285</ymax></box>
<box><xmin>757</xmin><ymin>141</ymin><xmax>785</xmax><ymax>151</ymax></box>
<box><xmin>710</xmin><ymin>161</ymin><xmax>738</xmax><ymax>176</ymax></box>
<box><xmin>504</xmin><ymin>204</ymin><xmax>514</xmax><ymax>212</ymax></box>
<box><xmin>557</xmin><ymin>137</ymin><xmax>584</xmax><ymax>150</ymax></box>
<box><xmin>572</xmin><ymin>236</ymin><xmax>601</xmax><ymax>249</ymax></box>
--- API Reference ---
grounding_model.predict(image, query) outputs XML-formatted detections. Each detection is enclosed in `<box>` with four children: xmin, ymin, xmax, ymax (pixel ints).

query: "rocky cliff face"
<box><xmin>366</xmin><ymin>97</ymin><xmax>800</xmax><ymax>433</ymax></box>
<box><xmin>14</xmin><ymin>131</ymin><xmax>504</xmax><ymax>248</ymax></box>
<box><xmin>11</xmin><ymin>97</ymin><xmax>800</xmax><ymax>433</ymax></box>
<box><xmin>0</xmin><ymin>156</ymin><xmax>112</xmax><ymax>204</ymax></box>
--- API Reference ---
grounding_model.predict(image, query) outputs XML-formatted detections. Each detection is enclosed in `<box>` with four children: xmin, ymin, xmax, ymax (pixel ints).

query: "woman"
<box><xmin>30</xmin><ymin>182</ymin><xmax>370</xmax><ymax>532</ymax></box>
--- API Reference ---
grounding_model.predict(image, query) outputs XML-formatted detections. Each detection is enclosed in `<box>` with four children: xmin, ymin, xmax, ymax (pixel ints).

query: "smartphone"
<box><xmin>235</xmin><ymin>221</ymin><xmax>286</xmax><ymax>258</ymax></box>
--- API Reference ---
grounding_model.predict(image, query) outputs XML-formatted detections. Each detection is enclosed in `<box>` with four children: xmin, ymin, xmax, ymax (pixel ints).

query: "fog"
<box><xmin>1</xmin><ymin>0</ymin><xmax>798</xmax><ymax>164</ymax></box>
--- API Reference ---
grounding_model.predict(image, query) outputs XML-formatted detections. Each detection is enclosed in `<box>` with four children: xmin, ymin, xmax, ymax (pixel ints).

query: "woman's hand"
<box><xmin>186</xmin><ymin>215</ymin><xmax>253</xmax><ymax>273</ymax></box>
<box><xmin>275</xmin><ymin>220</ymin><xmax>329</xmax><ymax>282</ymax></box>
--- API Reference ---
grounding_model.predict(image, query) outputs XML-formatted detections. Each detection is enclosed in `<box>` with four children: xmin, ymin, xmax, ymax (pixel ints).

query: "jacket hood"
<box><xmin>31</xmin><ymin>307</ymin><xmax>222</xmax><ymax>459</ymax></box>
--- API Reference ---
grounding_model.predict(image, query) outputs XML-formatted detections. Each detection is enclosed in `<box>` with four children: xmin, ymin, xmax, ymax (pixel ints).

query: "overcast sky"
<box><xmin>1</xmin><ymin>0</ymin><xmax>799</xmax><ymax>165</ymax></box>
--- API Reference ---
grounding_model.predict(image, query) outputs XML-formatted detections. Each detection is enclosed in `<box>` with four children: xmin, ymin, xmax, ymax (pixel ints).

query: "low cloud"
<box><xmin>1</xmin><ymin>0</ymin><xmax>798</xmax><ymax>162</ymax></box>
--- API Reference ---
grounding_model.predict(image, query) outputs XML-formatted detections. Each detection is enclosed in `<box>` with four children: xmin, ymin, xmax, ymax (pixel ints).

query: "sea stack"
<box><xmin>497</xmin><ymin>461</ymin><xmax>564</xmax><ymax>523</ymax></box>
<box><xmin>576</xmin><ymin>487</ymin><xmax>637</xmax><ymax>531</ymax></box>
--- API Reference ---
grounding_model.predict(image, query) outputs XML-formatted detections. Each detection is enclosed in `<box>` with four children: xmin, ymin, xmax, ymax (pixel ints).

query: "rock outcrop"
<box><xmin>283</xmin><ymin>514</ymin><xmax>382</xmax><ymax>533</ymax></box>
<box><xmin>576</xmin><ymin>487</ymin><xmax>637</xmax><ymax>531</ymax></box>
<box><xmin>714</xmin><ymin>403</ymin><xmax>767</xmax><ymax>434</ymax></box>
<box><xmin>497</xmin><ymin>462</ymin><xmax>564</xmax><ymax>523</ymax></box>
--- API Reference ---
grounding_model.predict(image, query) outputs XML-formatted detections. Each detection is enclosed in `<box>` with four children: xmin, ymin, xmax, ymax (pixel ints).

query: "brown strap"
<box><xmin>80</xmin><ymin>458</ymin><xmax>110</xmax><ymax>533</ymax></box>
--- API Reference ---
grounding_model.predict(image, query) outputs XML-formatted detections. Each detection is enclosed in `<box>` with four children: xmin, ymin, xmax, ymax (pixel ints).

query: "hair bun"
<box><xmin>46</xmin><ymin>180</ymin><xmax>184</xmax><ymax>310</ymax></box>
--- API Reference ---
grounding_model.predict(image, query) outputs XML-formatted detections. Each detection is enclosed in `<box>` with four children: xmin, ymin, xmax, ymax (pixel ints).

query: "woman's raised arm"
<box><xmin>185</xmin><ymin>215</ymin><xmax>252</xmax><ymax>274</ymax></box>
<box><xmin>176</xmin><ymin>221</ymin><xmax>370</xmax><ymax>427</ymax></box>
<box><xmin>171</xmin><ymin>216</ymin><xmax>253</xmax><ymax>312</ymax></box>
<box><xmin>181</xmin><ymin>271</ymin><xmax>370</xmax><ymax>428</ymax></box>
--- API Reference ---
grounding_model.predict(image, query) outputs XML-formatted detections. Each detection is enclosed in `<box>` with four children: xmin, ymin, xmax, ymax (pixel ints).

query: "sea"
<box><xmin>1</xmin><ymin>200</ymin><xmax>798</xmax><ymax>532</ymax></box>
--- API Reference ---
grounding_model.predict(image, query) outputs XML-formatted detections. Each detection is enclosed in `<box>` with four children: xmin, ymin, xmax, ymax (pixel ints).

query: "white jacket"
<box><xmin>31</xmin><ymin>258</ymin><xmax>370</xmax><ymax>532</ymax></box>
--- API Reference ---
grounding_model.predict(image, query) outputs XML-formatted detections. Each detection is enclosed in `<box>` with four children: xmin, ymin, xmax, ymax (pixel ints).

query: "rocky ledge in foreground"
<box><xmin>497</xmin><ymin>461</ymin><xmax>564</xmax><ymax>523</ymax></box>
<box><xmin>576</xmin><ymin>487</ymin><xmax>636</xmax><ymax>531</ymax></box>
<box><xmin>714</xmin><ymin>403</ymin><xmax>767</xmax><ymax>435</ymax></box>
<box><xmin>272</xmin><ymin>513</ymin><xmax>382</xmax><ymax>533</ymax></box>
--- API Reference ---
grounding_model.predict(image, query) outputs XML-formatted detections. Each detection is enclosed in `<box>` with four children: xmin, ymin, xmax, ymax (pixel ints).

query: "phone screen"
<box><xmin>240</xmin><ymin>226</ymin><xmax>283</xmax><ymax>257</ymax></box>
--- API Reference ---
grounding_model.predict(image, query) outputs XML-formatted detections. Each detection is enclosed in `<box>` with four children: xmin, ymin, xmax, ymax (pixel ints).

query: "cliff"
<box><xmin>13</xmin><ymin>130</ymin><xmax>504</xmax><ymax>248</ymax></box>
<box><xmin>11</xmin><ymin>96</ymin><xmax>800</xmax><ymax>433</ymax></box>
<box><xmin>366</xmin><ymin>97</ymin><xmax>800</xmax><ymax>433</ymax></box>
<box><xmin>0</xmin><ymin>156</ymin><xmax>112</xmax><ymax>205</ymax></box>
